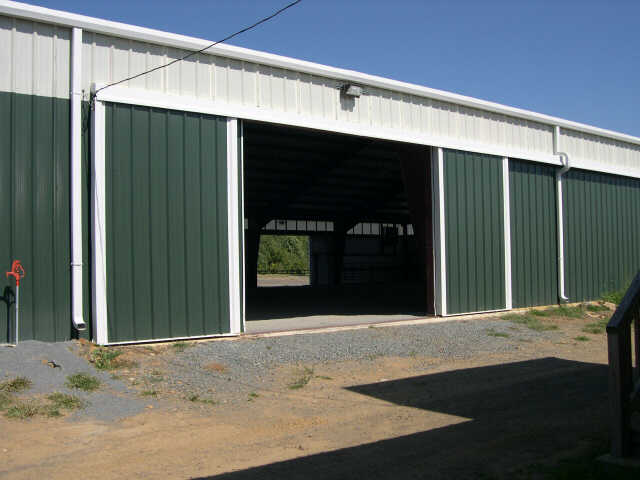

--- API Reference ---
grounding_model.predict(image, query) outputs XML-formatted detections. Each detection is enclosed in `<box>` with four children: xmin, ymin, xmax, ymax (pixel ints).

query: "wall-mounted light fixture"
<box><xmin>340</xmin><ymin>84</ymin><xmax>363</xmax><ymax>97</ymax></box>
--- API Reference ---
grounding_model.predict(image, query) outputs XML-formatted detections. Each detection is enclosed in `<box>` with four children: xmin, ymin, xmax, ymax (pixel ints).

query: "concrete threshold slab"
<box><xmin>241</xmin><ymin>309</ymin><xmax>513</xmax><ymax>339</ymax></box>
<box><xmin>153</xmin><ymin>300</ymin><xmax>605</xmax><ymax>345</ymax></box>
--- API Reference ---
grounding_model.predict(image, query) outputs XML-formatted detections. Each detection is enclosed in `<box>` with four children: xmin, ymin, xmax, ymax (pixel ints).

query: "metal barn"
<box><xmin>1</xmin><ymin>0</ymin><xmax>640</xmax><ymax>344</ymax></box>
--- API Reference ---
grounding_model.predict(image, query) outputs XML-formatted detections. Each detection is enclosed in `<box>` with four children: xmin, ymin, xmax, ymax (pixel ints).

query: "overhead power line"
<box><xmin>93</xmin><ymin>0</ymin><xmax>302</xmax><ymax>97</ymax></box>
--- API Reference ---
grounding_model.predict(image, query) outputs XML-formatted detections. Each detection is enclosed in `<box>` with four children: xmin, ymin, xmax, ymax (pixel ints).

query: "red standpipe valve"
<box><xmin>6</xmin><ymin>260</ymin><xmax>25</xmax><ymax>287</ymax></box>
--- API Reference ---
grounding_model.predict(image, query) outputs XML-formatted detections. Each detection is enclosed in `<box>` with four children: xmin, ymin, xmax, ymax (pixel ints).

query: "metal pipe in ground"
<box><xmin>5</xmin><ymin>260</ymin><xmax>25</xmax><ymax>347</ymax></box>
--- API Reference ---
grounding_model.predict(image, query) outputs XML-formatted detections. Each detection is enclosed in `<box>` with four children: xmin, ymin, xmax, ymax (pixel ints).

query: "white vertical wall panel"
<box><xmin>561</xmin><ymin>129</ymin><xmax>640</xmax><ymax>175</ymax></box>
<box><xmin>0</xmin><ymin>14</ymin><xmax>70</xmax><ymax>99</ymax></box>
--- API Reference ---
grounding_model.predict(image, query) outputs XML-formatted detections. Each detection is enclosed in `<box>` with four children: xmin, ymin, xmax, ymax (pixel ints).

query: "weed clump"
<box><xmin>486</xmin><ymin>328</ymin><xmax>510</xmax><ymax>338</ymax></box>
<box><xmin>187</xmin><ymin>394</ymin><xmax>216</xmax><ymax>405</ymax></box>
<box><xmin>42</xmin><ymin>393</ymin><xmax>85</xmax><ymax>417</ymax></box>
<box><xmin>504</xmin><ymin>313</ymin><xmax>559</xmax><ymax>332</ymax></box>
<box><xmin>289</xmin><ymin>367</ymin><xmax>314</xmax><ymax>390</ymax></box>
<box><xmin>0</xmin><ymin>376</ymin><xmax>32</xmax><ymax>393</ymax></box>
<box><xmin>90</xmin><ymin>348</ymin><xmax>136</xmax><ymax>370</ymax></box>
<box><xmin>66</xmin><ymin>373</ymin><xmax>101</xmax><ymax>392</ymax></box>
<box><xmin>582</xmin><ymin>318</ymin><xmax>609</xmax><ymax>335</ymax></box>
<box><xmin>6</xmin><ymin>401</ymin><xmax>40</xmax><ymax>419</ymax></box>
<box><xmin>172</xmin><ymin>342</ymin><xmax>192</xmax><ymax>353</ymax></box>
<box><xmin>545</xmin><ymin>305</ymin><xmax>584</xmax><ymax>319</ymax></box>
<box><xmin>602</xmin><ymin>288</ymin><xmax>626</xmax><ymax>305</ymax></box>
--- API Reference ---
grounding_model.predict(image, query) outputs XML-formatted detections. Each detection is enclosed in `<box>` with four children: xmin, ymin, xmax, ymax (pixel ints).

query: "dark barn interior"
<box><xmin>242</xmin><ymin>121</ymin><xmax>435</xmax><ymax>331</ymax></box>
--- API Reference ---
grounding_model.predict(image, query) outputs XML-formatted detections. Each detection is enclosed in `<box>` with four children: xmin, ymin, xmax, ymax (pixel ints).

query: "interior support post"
<box><xmin>245</xmin><ymin>219</ymin><xmax>263</xmax><ymax>290</ymax></box>
<box><xmin>330</xmin><ymin>223</ymin><xmax>348</xmax><ymax>286</ymax></box>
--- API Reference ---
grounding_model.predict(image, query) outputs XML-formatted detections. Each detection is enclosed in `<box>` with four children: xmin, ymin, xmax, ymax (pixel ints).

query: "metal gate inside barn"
<box><xmin>99</xmin><ymin>102</ymin><xmax>233</xmax><ymax>343</ymax></box>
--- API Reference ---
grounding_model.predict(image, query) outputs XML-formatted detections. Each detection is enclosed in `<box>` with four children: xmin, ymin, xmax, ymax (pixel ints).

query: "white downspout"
<box><xmin>554</xmin><ymin>125</ymin><xmax>570</xmax><ymax>303</ymax></box>
<box><xmin>70</xmin><ymin>27</ymin><xmax>86</xmax><ymax>331</ymax></box>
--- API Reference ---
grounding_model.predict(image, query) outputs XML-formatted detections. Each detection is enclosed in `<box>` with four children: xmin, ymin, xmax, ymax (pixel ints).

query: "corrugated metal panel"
<box><xmin>561</xmin><ymin>128</ymin><xmax>640</xmax><ymax>177</ymax></box>
<box><xmin>443</xmin><ymin>149</ymin><xmax>505</xmax><ymax>314</ymax></box>
<box><xmin>509</xmin><ymin>159</ymin><xmax>558</xmax><ymax>307</ymax></box>
<box><xmin>104</xmin><ymin>102</ymin><xmax>229</xmax><ymax>342</ymax></box>
<box><xmin>0</xmin><ymin>15</ymin><xmax>70</xmax><ymax>99</ymax></box>
<box><xmin>0</xmin><ymin>91</ymin><xmax>71</xmax><ymax>342</ymax></box>
<box><xmin>563</xmin><ymin>169</ymin><xmax>640</xmax><ymax>302</ymax></box>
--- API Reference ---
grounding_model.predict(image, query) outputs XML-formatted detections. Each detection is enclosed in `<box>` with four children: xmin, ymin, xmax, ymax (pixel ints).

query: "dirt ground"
<box><xmin>257</xmin><ymin>274</ymin><xmax>310</xmax><ymax>287</ymax></box>
<box><xmin>0</xmin><ymin>311</ymin><xmax>625</xmax><ymax>479</ymax></box>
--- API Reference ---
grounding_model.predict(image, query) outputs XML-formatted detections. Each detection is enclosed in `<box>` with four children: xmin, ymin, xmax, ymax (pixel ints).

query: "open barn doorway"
<box><xmin>242</xmin><ymin>121</ymin><xmax>435</xmax><ymax>333</ymax></box>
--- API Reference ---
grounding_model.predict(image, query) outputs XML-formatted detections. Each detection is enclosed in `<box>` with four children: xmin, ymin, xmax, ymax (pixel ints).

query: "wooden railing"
<box><xmin>606</xmin><ymin>270</ymin><xmax>640</xmax><ymax>458</ymax></box>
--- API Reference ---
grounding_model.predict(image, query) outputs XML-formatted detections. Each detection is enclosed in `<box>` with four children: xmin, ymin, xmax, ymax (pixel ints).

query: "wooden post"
<box><xmin>607</xmin><ymin>324</ymin><xmax>633</xmax><ymax>457</ymax></box>
<box><xmin>634</xmin><ymin>310</ymin><xmax>640</xmax><ymax>381</ymax></box>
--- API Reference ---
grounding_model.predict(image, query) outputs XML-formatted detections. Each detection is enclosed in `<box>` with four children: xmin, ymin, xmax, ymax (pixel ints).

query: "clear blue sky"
<box><xmin>30</xmin><ymin>0</ymin><xmax>640</xmax><ymax>137</ymax></box>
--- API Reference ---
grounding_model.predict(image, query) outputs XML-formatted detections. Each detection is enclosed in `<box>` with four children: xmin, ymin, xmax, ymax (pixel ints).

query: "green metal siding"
<box><xmin>0</xmin><ymin>92</ymin><xmax>71</xmax><ymax>342</ymax></box>
<box><xmin>443</xmin><ymin>149</ymin><xmax>505</xmax><ymax>314</ymax></box>
<box><xmin>563</xmin><ymin>169</ymin><xmax>640</xmax><ymax>302</ymax></box>
<box><xmin>79</xmin><ymin>100</ymin><xmax>92</xmax><ymax>340</ymax></box>
<box><xmin>105</xmin><ymin>103</ymin><xmax>229</xmax><ymax>343</ymax></box>
<box><xmin>509</xmin><ymin>159</ymin><xmax>558</xmax><ymax>307</ymax></box>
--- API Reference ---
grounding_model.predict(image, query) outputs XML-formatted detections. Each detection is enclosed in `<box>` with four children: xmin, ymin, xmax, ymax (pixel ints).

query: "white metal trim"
<box><xmin>432</xmin><ymin>147</ymin><xmax>447</xmax><ymax>316</ymax></box>
<box><xmin>239</xmin><ymin>120</ymin><xmax>246</xmax><ymax>333</ymax></box>
<box><xmin>70</xmin><ymin>26</ymin><xmax>85</xmax><ymax>331</ymax></box>
<box><xmin>102</xmin><ymin>332</ymin><xmax>239</xmax><ymax>347</ymax></box>
<box><xmin>503</xmin><ymin>157</ymin><xmax>513</xmax><ymax>310</ymax></box>
<box><xmin>442</xmin><ymin>308</ymin><xmax>509</xmax><ymax>318</ymax></box>
<box><xmin>2</xmin><ymin>0</ymin><xmax>639</xmax><ymax>147</ymax></box>
<box><xmin>227</xmin><ymin>118</ymin><xmax>242</xmax><ymax>335</ymax></box>
<box><xmin>91</xmin><ymin>99</ymin><xmax>108</xmax><ymax>344</ymax></box>
<box><xmin>92</xmin><ymin>85</ymin><xmax>640</xmax><ymax>180</ymax></box>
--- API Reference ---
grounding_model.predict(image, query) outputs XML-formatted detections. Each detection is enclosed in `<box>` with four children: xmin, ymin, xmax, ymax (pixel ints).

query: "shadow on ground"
<box><xmin>196</xmin><ymin>357</ymin><xmax>609</xmax><ymax>479</ymax></box>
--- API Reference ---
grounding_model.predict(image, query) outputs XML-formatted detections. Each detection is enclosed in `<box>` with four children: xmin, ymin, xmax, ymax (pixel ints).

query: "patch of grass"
<box><xmin>141</xmin><ymin>390</ymin><xmax>157</xmax><ymax>397</ymax></box>
<box><xmin>601</xmin><ymin>288</ymin><xmax>626</xmax><ymax>306</ymax></box>
<box><xmin>90</xmin><ymin>348</ymin><xmax>136</xmax><ymax>370</ymax></box>
<box><xmin>486</xmin><ymin>328</ymin><xmax>509</xmax><ymax>338</ymax></box>
<box><xmin>583</xmin><ymin>318</ymin><xmax>609</xmax><ymax>335</ymax></box>
<box><xmin>5</xmin><ymin>401</ymin><xmax>40</xmax><ymax>419</ymax></box>
<box><xmin>585</xmin><ymin>303</ymin><xmax>610</xmax><ymax>312</ymax></box>
<box><xmin>46</xmin><ymin>392</ymin><xmax>84</xmax><ymax>410</ymax></box>
<box><xmin>187</xmin><ymin>394</ymin><xmax>216</xmax><ymax>405</ymax></box>
<box><xmin>0</xmin><ymin>376</ymin><xmax>32</xmax><ymax>393</ymax></box>
<box><xmin>529</xmin><ymin>309</ymin><xmax>550</xmax><ymax>317</ymax></box>
<box><xmin>66</xmin><ymin>373</ymin><xmax>101</xmax><ymax>392</ymax></box>
<box><xmin>504</xmin><ymin>313</ymin><xmax>559</xmax><ymax>332</ymax></box>
<box><xmin>172</xmin><ymin>342</ymin><xmax>192</xmax><ymax>353</ymax></box>
<box><xmin>247</xmin><ymin>392</ymin><xmax>259</xmax><ymax>402</ymax></box>
<box><xmin>546</xmin><ymin>305</ymin><xmax>585</xmax><ymax>319</ymax></box>
<box><xmin>315</xmin><ymin>375</ymin><xmax>333</xmax><ymax>380</ymax></box>
<box><xmin>574</xmin><ymin>336</ymin><xmax>590</xmax><ymax>342</ymax></box>
<box><xmin>288</xmin><ymin>367</ymin><xmax>314</xmax><ymax>390</ymax></box>
<box><xmin>0</xmin><ymin>391</ymin><xmax>13</xmax><ymax>410</ymax></box>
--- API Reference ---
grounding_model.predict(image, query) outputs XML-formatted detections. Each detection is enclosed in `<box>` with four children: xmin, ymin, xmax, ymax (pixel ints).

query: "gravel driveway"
<box><xmin>108</xmin><ymin>317</ymin><xmax>557</xmax><ymax>406</ymax></box>
<box><xmin>0</xmin><ymin>313</ymin><xmax>578</xmax><ymax>418</ymax></box>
